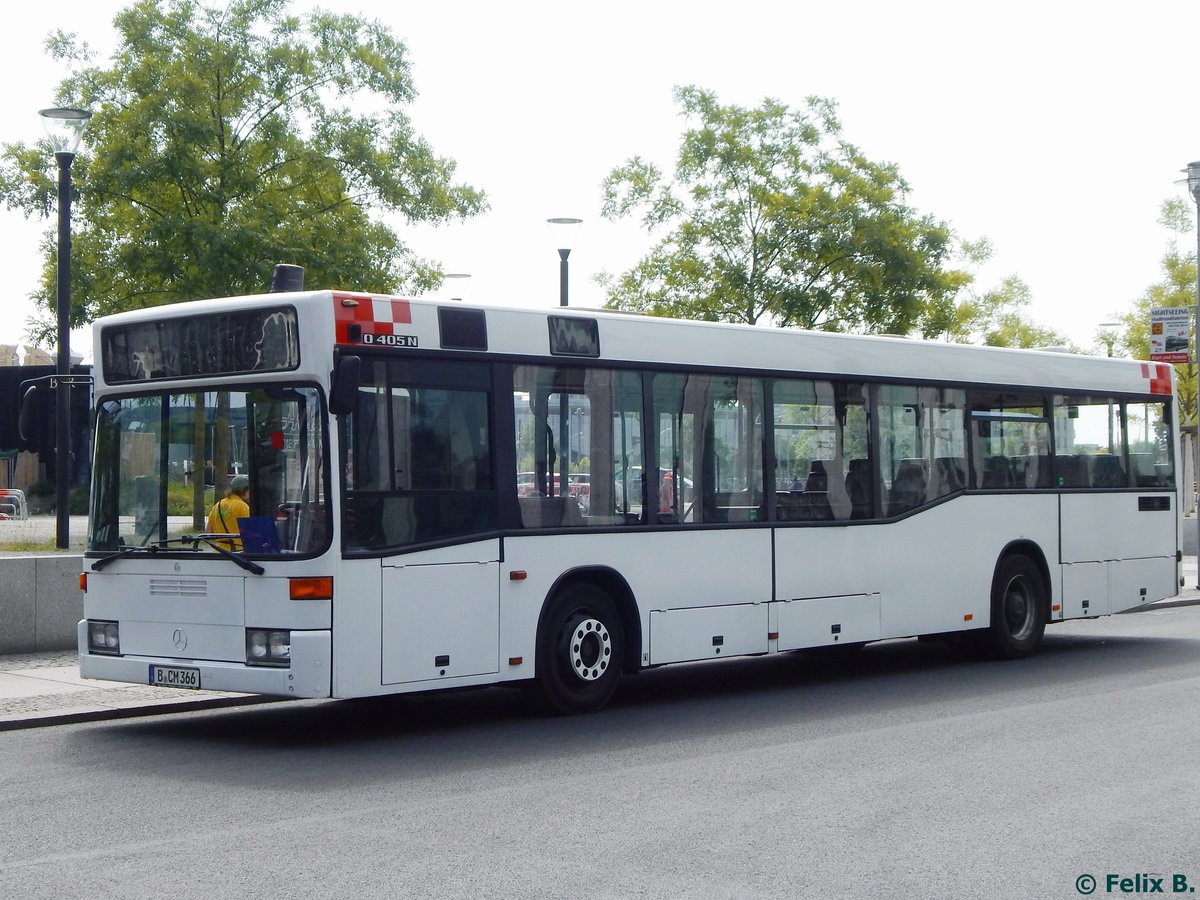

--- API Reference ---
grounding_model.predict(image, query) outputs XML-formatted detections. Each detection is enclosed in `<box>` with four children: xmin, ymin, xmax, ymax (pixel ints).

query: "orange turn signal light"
<box><xmin>79</xmin><ymin>573</ymin><xmax>87</xmax><ymax>593</ymax></box>
<box><xmin>289</xmin><ymin>576</ymin><xmax>333</xmax><ymax>601</ymax></box>
<box><xmin>963</xmin><ymin>613</ymin><xmax>974</xmax><ymax>622</ymax></box>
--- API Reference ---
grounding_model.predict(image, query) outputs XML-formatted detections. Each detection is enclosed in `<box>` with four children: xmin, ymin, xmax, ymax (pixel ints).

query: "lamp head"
<box><xmin>546</xmin><ymin>217</ymin><xmax>583</xmax><ymax>253</ymax></box>
<box><xmin>38</xmin><ymin>107</ymin><xmax>92</xmax><ymax>156</ymax></box>
<box><xmin>1184</xmin><ymin>161</ymin><xmax>1200</xmax><ymax>197</ymax></box>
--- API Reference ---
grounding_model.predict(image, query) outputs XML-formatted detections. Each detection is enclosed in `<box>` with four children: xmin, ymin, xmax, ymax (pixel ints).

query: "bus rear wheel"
<box><xmin>534</xmin><ymin>583</ymin><xmax>624</xmax><ymax>715</ymax></box>
<box><xmin>981</xmin><ymin>554</ymin><xmax>1047</xmax><ymax>659</ymax></box>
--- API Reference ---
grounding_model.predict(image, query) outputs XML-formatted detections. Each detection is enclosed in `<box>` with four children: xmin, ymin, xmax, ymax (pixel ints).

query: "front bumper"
<box><xmin>77</xmin><ymin>621</ymin><xmax>332</xmax><ymax>699</ymax></box>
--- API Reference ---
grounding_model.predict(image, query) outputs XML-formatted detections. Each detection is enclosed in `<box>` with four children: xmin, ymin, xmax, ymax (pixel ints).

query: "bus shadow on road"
<box><xmin>84</xmin><ymin>625</ymin><xmax>1196</xmax><ymax>767</ymax></box>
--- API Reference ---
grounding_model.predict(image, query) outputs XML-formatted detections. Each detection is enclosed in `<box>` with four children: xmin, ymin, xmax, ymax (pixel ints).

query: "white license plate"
<box><xmin>149</xmin><ymin>665</ymin><xmax>201</xmax><ymax>689</ymax></box>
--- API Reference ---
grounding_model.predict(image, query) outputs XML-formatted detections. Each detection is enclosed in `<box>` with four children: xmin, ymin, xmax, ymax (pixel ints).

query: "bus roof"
<box><xmin>93</xmin><ymin>289</ymin><xmax>1171</xmax><ymax>398</ymax></box>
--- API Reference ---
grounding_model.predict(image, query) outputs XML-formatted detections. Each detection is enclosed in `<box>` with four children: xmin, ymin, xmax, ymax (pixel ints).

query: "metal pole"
<box><xmin>558</xmin><ymin>248</ymin><xmax>570</xmax><ymax>307</ymax></box>
<box><xmin>1192</xmin><ymin>177</ymin><xmax>1200</xmax><ymax>585</ymax></box>
<box><xmin>54</xmin><ymin>150</ymin><xmax>75</xmax><ymax>550</ymax></box>
<box><xmin>557</xmin><ymin>248</ymin><xmax>570</xmax><ymax>493</ymax></box>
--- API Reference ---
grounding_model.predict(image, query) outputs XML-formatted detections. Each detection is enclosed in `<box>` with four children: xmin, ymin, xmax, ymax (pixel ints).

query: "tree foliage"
<box><xmin>1112</xmin><ymin>198</ymin><xmax>1198</xmax><ymax>424</ymax></box>
<box><xmin>0</xmin><ymin>0</ymin><xmax>486</xmax><ymax>340</ymax></box>
<box><xmin>599</xmin><ymin>86</ymin><xmax>968</xmax><ymax>333</ymax></box>
<box><xmin>919</xmin><ymin>238</ymin><xmax>1074</xmax><ymax>349</ymax></box>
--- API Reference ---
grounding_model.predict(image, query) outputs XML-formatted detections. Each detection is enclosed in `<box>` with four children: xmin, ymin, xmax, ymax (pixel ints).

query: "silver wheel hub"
<box><xmin>568</xmin><ymin>617</ymin><xmax>611</xmax><ymax>681</ymax></box>
<box><xmin>1005</xmin><ymin>577</ymin><xmax>1034</xmax><ymax>640</ymax></box>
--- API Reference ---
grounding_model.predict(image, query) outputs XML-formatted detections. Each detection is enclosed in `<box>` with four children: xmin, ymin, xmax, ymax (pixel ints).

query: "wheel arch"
<box><xmin>995</xmin><ymin>539</ymin><xmax>1053</xmax><ymax>616</ymax></box>
<box><xmin>537</xmin><ymin>566</ymin><xmax>642</xmax><ymax>675</ymax></box>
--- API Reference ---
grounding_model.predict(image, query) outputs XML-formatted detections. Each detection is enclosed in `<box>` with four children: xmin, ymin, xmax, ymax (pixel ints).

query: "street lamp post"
<box><xmin>546</xmin><ymin>217</ymin><xmax>582</xmax><ymax>307</ymax></box>
<box><xmin>546</xmin><ymin>217</ymin><xmax>582</xmax><ymax>497</ymax></box>
<box><xmin>40</xmin><ymin>107</ymin><xmax>91</xmax><ymax>550</ymax></box>
<box><xmin>1183</xmin><ymin>162</ymin><xmax>1200</xmax><ymax>583</ymax></box>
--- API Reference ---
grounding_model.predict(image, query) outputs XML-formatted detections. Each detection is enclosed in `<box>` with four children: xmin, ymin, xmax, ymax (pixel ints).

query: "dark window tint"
<box><xmin>438</xmin><ymin>307</ymin><xmax>488</xmax><ymax>351</ymax></box>
<box><xmin>343</xmin><ymin>359</ymin><xmax>496</xmax><ymax>550</ymax></box>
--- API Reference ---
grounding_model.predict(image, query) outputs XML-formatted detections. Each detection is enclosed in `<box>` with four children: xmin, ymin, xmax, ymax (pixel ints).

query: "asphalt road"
<box><xmin>1</xmin><ymin>603</ymin><xmax>1198</xmax><ymax>900</ymax></box>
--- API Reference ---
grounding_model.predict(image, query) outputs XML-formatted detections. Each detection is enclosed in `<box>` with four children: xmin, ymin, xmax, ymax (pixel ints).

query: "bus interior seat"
<box><xmin>980</xmin><ymin>455</ymin><xmax>1014</xmax><ymax>489</ymax></box>
<box><xmin>845</xmin><ymin>458</ymin><xmax>872</xmax><ymax>518</ymax></box>
<box><xmin>803</xmin><ymin>460</ymin><xmax>841</xmax><ymax>520</ymax></box>
<box><xmin>888</xmin><ymin>459</ymin><xmax>927</xmax><ymax>514</ymax></box>
<box><xmin>519</xmin><ymin>495</ymin><xmax>584</xmax><ymax>528</ymax></box>
<box><xmin>1088</xmin><ymin>454</ymin><xmax>1126</xmax><ymax>488</ymax></box>
<box><xmin>933</xmin><ymin>456</ymin><xmax>966</xmax><ymax>493</ymax></box>
<box><xmin>380</xmin><ymin>497</ymin><xmax>417</xmax><ymax>545</ymax></box>
<box><xmin>1129</xmin><ymin>452</ymin><xmax>1158</xmax><ymax>486</ymax></box>
<box><xmin>1055</xmin><ymin>455</ymin><xmax>1087</xmax><ymax>488</ymax></box>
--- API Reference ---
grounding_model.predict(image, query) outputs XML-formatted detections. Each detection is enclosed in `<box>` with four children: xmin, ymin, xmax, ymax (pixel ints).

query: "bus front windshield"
<box><xmin>89</xmin><ymin>386</ymin><xmax>329</xmax><ymax>556</ymax></box>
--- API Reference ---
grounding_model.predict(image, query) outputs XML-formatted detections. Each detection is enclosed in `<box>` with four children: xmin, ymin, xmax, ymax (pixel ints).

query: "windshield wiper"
<box><xmin>90</xmin><ymin>535</ymin><xmax>265</xmax><ymax>575</ymax></box>
<box><xmin>179</xmin><ymin>534</ymin><xmax>265</xmax><ymax>575</ymax></box>
<box><xmin>90</xmin><ymin>539</ymin><xmax>178</xmax><ymax>571</ymax></box>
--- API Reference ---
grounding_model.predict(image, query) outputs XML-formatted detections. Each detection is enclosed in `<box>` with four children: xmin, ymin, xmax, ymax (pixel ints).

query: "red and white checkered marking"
<box><xmin>1140</xmin><ymin>362</ymin><xmax>1172</xmax><ymax>396</ymax></box>
<box><xmin>333</xmin><ymin>293</ymin><xmax>412</xmax><ymax>343</ymax></box>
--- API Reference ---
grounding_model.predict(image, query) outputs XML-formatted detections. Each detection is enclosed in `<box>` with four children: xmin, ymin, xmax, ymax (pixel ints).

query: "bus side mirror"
<box><xmin>18</xmin><ymin>384</ymin><xmax>38</xmax><ymax>443</ymax></box>
<box><xmin>329</xmin><ymin>355</ymin><xmax>361</xmax><ymax>416</ymax></box>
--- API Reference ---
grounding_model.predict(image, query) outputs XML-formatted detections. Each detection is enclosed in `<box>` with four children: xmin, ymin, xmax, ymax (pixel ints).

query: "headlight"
<box><xmin>87</xmin><ymin>620</ymin><xmax>120</xmax><ymax>655</ymax></box>
<box><xmin>245</xmin><ymin>629</ymin><xmax>290</xmax><ymax>666</ymax></box>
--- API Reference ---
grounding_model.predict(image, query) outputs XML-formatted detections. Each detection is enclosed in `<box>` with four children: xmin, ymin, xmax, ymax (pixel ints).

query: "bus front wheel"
<box><xmin>981</xmin><ymin>554</ymin><xmax>1047</xmax><ymax>659</ymax></box>
<box><xmin>534</xmin><ymin>583</ymin><xmax>624</xmax><ymax>714</ymax></box>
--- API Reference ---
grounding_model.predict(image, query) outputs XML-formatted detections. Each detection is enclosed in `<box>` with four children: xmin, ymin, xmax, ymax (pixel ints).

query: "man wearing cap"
<box><xmin>207</xmin><ymin>474</ymin><xmax>250</xmax><ymax>550</ymax></box>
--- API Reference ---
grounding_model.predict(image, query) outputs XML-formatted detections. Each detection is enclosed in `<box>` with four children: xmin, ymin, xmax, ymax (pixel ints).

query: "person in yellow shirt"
<box><xmin>207</xmin><ymin>474</ymin><xmax>250</xmax><ymax>550</ymax></box>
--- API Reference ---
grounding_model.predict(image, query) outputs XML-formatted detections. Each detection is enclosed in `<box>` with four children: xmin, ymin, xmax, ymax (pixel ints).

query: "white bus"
<box><xmin>77</xmin><ymin>280</ymin><xmax>1181</xmax><ymax>712</ymax></box>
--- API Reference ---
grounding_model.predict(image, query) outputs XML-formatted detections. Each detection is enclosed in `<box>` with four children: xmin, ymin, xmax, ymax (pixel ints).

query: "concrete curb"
<box><xmin>0</xmin><ymin>693</ymin><xmax>282</xmax><ymax>732</ymax></box>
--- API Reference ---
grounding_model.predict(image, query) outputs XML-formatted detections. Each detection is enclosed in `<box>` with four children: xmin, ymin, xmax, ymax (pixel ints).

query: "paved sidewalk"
<box><xmin>0</xmin><ymin>650</ymin><xmax>276</xmax><ymax>731</ymax></box>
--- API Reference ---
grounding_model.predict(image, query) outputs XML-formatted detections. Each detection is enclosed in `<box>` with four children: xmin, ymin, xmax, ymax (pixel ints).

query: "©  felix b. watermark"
<box><xmin>1076</xmin><ymin>874</ymin><xmax>1195</xmax><ymax>895</ymax></box>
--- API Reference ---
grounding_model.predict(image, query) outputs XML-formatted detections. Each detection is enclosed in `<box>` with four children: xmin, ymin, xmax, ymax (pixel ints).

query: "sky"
<box><xmin>0</xmin><ymin>0</ymin><xmax>1197</xmax><ymax>363</ymax></box>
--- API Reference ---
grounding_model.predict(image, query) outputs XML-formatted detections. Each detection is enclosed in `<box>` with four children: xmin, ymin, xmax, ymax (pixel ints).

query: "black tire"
<box><xmin>533</xmin><ymin>583</ymin><xmax>624</xmax><ymax>714</ymax></box>
<box><xmin>981</xmin><ymin>554</ymin><xmax>1047</xmax><ymax>659</ymax></box>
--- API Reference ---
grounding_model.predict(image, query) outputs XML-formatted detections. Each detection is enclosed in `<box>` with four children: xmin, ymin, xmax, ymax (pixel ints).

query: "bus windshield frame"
<box><xmin>88</xmin><ymin>382</ymin><xmax>331</xmax><ymax>558</ymax></box>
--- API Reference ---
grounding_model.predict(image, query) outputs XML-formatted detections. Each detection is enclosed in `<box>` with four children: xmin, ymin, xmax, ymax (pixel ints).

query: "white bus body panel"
<box><xmin>501</xmin><ymin>529</ymin><xmax>774</xmax><ymax>674</ymax></box>
<box><xmin>648</xmin><ymin>604</ymin><xmax>768</xmax><ymax>665</ymax></box>
<box><xmin>332</xmin><ymin>540</ymin><xmax>502</xmax><ymax>698</ymax></box>
<box><xmin>80</xmin><ymin>559</ymin><xmax>334</xmax><ymax>698</ymax></box>
<box><xmin>775</xmin><ymin>593</ymin><xmax>881</xmax><ymax>650</ymax></box>
<box><xmin>381</xmin><ymin>542</ymin><xmax>500</xmax><ymax>686</ymax></box>
<box><xmin>1060</xmin><ymin>492</ymin><xmax>1177</xmax><ymax>615</ymax></box>
<box><xmin>775</xmin><ymin>494</ymin><xmax>1061</xmax><ymax>639</ymax></box>
<box><xmin>79</xmin><ymin>623</ymin><xmax>331</xmax><ymax>698</ymax></box>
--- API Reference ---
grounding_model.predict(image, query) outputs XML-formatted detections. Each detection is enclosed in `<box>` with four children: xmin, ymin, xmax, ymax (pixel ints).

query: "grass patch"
<box><xmin>0</xmin><ymin>539</ymin><xmax>81</xmax><ymax>553</ymax></box>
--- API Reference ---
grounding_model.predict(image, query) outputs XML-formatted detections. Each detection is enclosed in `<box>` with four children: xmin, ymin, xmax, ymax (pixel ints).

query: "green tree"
<box><xmin>915</xmin><ymin>238</ymin><xmax>1072</xmax><ymax>349</ymax></box>
<box><xmin>0</xmin><ymin>0</ymin><xmax>485</xmax><ymax>340</ymax></box>
<box><xmin>598</xmin><ymin>86</ymin><xmax>968</xmax><ymax>332</ymax></box>
<box><xmin>1112</xmin><ymin>198</ymin><xmax>1198</xmax><ymax>424</ymax></box>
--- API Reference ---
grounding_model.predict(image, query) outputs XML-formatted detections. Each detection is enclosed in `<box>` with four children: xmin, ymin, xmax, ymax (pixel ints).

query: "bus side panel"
<box><xmin>381</xmin><ymin>557</ymin><xmax>500</xmax><ymax>685</ymax></box>
<box><xmin>1061</xmin><ymin>492</ymin><xmax>1176</xmax><ymax>562</ymax></box>
<box><xmin>773</xmin><ymin>494</ymin><xmax>1061</xmax><ymax>640</ymax></box>
<box><xmin>332</xmin><ymin>540</ymin><xmax>501</xmax><ymax>698</ymax></box>
<box><xmin>1060</xmin><ymin>492</ymin><xmax>1178</xmax><ymax>615</ymax></box>
<box><xmin>501</xmin><ymin>529</ymin><xmax>774</xmax><ymax>676</ymax></box>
